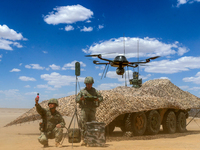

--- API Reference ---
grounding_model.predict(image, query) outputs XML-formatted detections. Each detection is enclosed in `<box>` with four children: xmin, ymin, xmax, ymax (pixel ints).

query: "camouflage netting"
<box><xmin>5</xmin><ymin>79</ymin><xmax>200</xmax><ymax>127</ymax></box>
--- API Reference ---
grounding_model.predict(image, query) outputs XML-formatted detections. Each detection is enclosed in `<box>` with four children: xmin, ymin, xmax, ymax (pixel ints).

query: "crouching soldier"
<box><xmin>76</xmin><ymin>76</ymin><xmax>103</xmax><ymax>146</ymax></box>
<box><xmin>35</xmin><ymin>97</ymin><xmax>65</xmax><ymax>148</ymax></box>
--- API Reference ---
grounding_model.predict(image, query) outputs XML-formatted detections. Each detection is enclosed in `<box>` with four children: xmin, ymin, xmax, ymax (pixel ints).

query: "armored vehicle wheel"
<box><xmin>163</xmin><ymin>110</ymin><xmax>176</xmax><ymax>134</ymax></box>
<box><xmin>125</xmin><ymin>114</ymin><xmax>132</xmax><ymax>131</ymax></box>
<box><xmin>176</xmin><ymin>111</ymin><xmax>186</xmax><ymax>133</ymax></box>
<box><xmin>146</xmin><ymin>110</ymin><xmax>161</xmax><ymax>135</ymax></box>
<box><xmin>131</xmin><ymin>112</ymin><xmax>147</xmax><ymax>136</ymax></box>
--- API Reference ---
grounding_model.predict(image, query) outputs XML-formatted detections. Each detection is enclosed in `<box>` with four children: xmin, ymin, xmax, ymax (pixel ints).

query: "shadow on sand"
<box><xmin>106</xmin><ymin>130</ymin><xmax>200</xmax><ymax>142</ymax></box>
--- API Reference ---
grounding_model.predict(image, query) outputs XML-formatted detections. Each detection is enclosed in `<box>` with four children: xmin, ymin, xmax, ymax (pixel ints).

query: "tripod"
<box><xmin>61</xmin><ymin>69</ymin><xmax>82</xmax><ymax>146</ymax></box>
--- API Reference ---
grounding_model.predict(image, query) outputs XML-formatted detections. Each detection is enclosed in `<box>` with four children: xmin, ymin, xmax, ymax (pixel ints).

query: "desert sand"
<box><xmin>1</xmin><ymin>108</ymin><xmax>200</xmax><ymax>150</ymax></box>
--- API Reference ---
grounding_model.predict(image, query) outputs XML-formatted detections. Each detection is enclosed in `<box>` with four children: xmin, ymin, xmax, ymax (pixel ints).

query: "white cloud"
<box><xmin>0</xmin><ymin>24</ymin><xmax>24</xmax><ymax>40</ymax></box>
<box><xmin>65</xmin><ymin>25</ymin><xmax>74</xmax><ymax>31</ymax></box>
<box><xmin>41</xmin><ymin>72</ymin><xmax>85</xmax><ymax>88</ymax></box>
<box><xmin>144</xmin><ymin>56</ymin><xmax>200</xmax><ymax>74</ymax></box>
<box><xmin>13</xmin><ymin>42</ymin><xmax>23</xmax><ymax>48</ymax></box>
<box><xmin>44</xmin><ymin>4</ymin><xmax>93</xmax><ymax>25</ymax></box>
<box><xmin>49</xmin><ymin>64</ymin><xmax>60</xmax><ymax>70</ymax></box>
<box><xmin>19</xmin><ymin>76</ymin><xmax>36</xmax><ymax>81</ymax></box>
<box><xmin>158</xmin><ymin>77</ymin><xmax>171</xmax><ymax>80</ymax></box>
<box><xmin>53</xmin><ymin>93</ymin><xmax>68</xmax><ymax>98</ymax></box>
<box><xmin>140</xmin><ymin>74</ymin><xmax>152</xmax><ymax>80</ymax></box>
<box><xmin>36</xmin><ymin>84</ymin><xmax>56</xmax><ymax>90</ymax></box>
<box><xmin>24</xmin><ymin>85</ymin><xmax>31</xmax><ymax>88</ymax></box>
<box><xmin>101</xmin><ymin>70</ymin><xmax>151</xmax><ymax>82</ymax></box>
<box><xmin>67</xmin><ymin>91</ymin><xmax>75</xmax><ymax>96</ymax></box>
<box><xmin>183</xmin><ymin>72</ymin><xmax>200</xmax><ymax>84</ymax></box>
<box><xmin>62</xmin><ymin>60</ymin><xmax>86</xmax><ymax>70</ymax></box>
<box><xmin>25</xmin><ymin>64</ymin><xmax>45</xmax><ymax>70</ymax></box>
<box><xmin>100</xmin><ymin>70</ymin><xmax>133</xmax><ymax>82</ymax></box>
<box><xmin>24</xmin><ymin>92</ymin><xmax>38</xmax><ymax>95</ymax></box>
<box><xmin>0</xmin><ymin>54</ymin><xmax>2</xmax><ymax>61</ymax></box>
<box><xmin>96</xmin><ymin>83</ymin><xmax>123</xmax><ymax>90</ymax></box>
<box><xmin>80</xmin><ymin>26</ymin><xmax>93</xmax><ymax>32</ymax></box>
<box><xmin>0</xmin><ymin>24</ymin><xmax>26</xmax><ymax>51</ymax></box>
<box><xmin>10</xmin><ymin>68</ymin><xmax>21</xmax><ymax>72</ymax></box>
<box><xmin>176</xmin><ymin>0</ymin><xmax>200</xmax><ymax>7</ymax></box>
<box><xmin>19</xmin><ymin>63</ymin><xmax>22</xmax><ymax>66</ymax></box>
<box><xmin>43</xmin><ymin>51</ymin><xmax>48</xmax><ymax>54</ymax></box>
<box><xmin>82</xmin><ymin>37</ymin><xmax>189</xmax><ymax>58</ymax></box>
<box><xmin>188</xmin><ymin>87</ymin><xmax>200</xmax><ymax>91</ymax></box>
<box><xmin>0</xmin><ymin>89</ymin><xmax>19</xmax><ymax>97</ymax></box>
<box><xmin>86</xmin><ymin>20</ymin><xmax>91</xmax><ymax>23</ymax></box>
<box><xmin>98</xmin><ymin>25</ymin><xmax>104</xmax><ymax>29</ymax></box>
<box><xmin>179</xmin><ymin>85</ymin><xmax>189</xmax><ymax>90</ymax></box>
<box><xmin>25</xmin><ymin>65</ymin><xmax>31</xmax><ymax>69</ymax></box>
<box><xmin>0</xmin><ymin>39</ymin><xmax>18</xmax><ymax>50</ymax></box>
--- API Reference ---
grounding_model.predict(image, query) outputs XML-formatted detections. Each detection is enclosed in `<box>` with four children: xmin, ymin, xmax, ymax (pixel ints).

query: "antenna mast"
<box><xmin>124</xmin><ymin>34</ymin><xmax>127</xmax><ymax>86</ymax></box>
<box><xmin>137</xmin><ymin>39</ymin><xmax>139</xmax><ymax>75</ymax></box>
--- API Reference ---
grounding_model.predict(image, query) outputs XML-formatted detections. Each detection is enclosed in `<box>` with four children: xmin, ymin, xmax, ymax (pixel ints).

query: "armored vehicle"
<box><xmin>95</xmin><ymin>79</ymin><xmax>200</xmax><ymax>136</ymax></box>
<box><xmin>5</xmin><ymin>79</ymin><xmax>200</xmax><ymax>137</ymax></box>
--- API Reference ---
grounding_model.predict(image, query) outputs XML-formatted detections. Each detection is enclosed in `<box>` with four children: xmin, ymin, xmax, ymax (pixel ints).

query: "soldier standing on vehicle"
<box><xmin>35</xmin><ymin>97</ymin><xmax>65</xmax><ymax>148</ymax></box>
<box><xmin>76</xmin><ymin>76</ymin><xmax>103</xmax><ymax>146</ymax></box>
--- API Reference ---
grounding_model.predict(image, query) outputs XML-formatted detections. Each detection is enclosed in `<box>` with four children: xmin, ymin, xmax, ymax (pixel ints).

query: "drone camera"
<box><xmin>116</xmin><ymin>67</ymin><xmax>125</xmax><ymax>75</ymax></box>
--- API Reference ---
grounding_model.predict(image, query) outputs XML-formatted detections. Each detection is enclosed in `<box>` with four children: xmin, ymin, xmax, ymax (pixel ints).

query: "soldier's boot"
<box><xmin>81</xmin><ymin>141</ymin><xmax>87</xmax><ymax>146</ymax></box>
<box><xmin>55</xmin><ymin>142</ymin><xmax>62</xmax><ymax>148</ymax></box>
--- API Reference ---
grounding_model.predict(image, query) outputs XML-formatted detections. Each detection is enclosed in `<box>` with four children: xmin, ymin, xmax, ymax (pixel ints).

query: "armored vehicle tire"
<box><xmin>131</xmin><ymin>112</ymin><xmax>147</xmax><ymax>136</ymax></box>
<box><xmin>125</xmin><ymin>114</ymin><xmax>132</xmax><ymax>131</ymax></box>
<box><xmin>176</xmin><ymin>111</ymin><xmax>186</xmax><ymax>133</ymax></box>
<box><xmin>163</xmin><ymin>110</ymin><xmax>176</xmax><ymax>134</ymax></box>
<box><xmin>146</xmin><ymin>110</ymin><xmax>161</xmax><ymax>135</ymax></box>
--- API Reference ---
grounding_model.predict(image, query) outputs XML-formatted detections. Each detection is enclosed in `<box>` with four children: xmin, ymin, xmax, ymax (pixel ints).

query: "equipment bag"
<box><xmin>68</xmin><ymin>128</ymin><xmax>81</xmax><ymax>143</ymax></box>
<box><xmin>85</xmin><ymin>121</ymin><xmax>106</xmax><ymax>147</ymax></box>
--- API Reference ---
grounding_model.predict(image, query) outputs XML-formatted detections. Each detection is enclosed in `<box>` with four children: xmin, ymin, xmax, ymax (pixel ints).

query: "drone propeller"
<box><xmin>139</xmin><ymin>56</ymin><xmax>160</xmax><ymax>62</ymax></box>
<box><xmin>85</xmin><ymin>54</ymin><xmax>102</xmax><ymax>57</ymax></box>
<box><xmin>149</xmin><ymin>56</ymin><xmax>160</xmax><ymax>60</ymax></box>
<box><xmin>93</xmin><ymin>60</ymin><xmax>99</xmax><ymax>64</ymax></box>
<box><xmin>140</xmin><ymin>64</ymin><xmax>150</xmax><ymax>66</ymax></box>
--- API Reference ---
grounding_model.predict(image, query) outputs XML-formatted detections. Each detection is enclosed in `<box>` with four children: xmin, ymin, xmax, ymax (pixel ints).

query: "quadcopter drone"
<box><xmin>85</xmin><ymin>54</ymin><xmax>160</xmax><ymax>78</ymax></box>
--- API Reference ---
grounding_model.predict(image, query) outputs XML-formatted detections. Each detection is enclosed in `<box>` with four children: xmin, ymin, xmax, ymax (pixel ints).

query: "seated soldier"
<box><xmin>35</xmin><ymin>97</ymin><xmax>65</xmax><ymax>148</ymax></box>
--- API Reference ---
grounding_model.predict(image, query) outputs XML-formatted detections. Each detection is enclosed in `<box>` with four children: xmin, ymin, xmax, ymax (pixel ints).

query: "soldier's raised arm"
<box><xmin>35</xmin><ymin>97</ymin><xmax>46</xmax><ymax>117</ymax></box>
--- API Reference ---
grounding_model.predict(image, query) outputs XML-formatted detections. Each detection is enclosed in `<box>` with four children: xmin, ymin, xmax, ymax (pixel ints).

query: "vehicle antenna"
<box><xmin>137</xmin><ymin>39</ymin><xmax>139</xmax><ymax>75</ymax></box>
<box><xmin>124</xmin><ymin>34</ymin><xmax>127</xmax><ymax>86</ymax></box>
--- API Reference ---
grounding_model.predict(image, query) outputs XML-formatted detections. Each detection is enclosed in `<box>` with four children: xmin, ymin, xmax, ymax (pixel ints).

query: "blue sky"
<box><xmin>1</xmin><ymin>0</ymin><xmax>200</xmax><ymax>108</ymax></box>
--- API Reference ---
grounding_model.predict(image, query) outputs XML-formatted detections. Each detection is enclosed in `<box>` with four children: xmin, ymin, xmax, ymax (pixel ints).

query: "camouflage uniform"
<box><xmin>76</xmin><ymin>84</ymin><xmax>103</xmax><ymax>144</ymax></box>
<box><xmin>76</xmin><ymin>87</ymin><xmax>103</xmax><ymax>122</ymax></box>
<box><xmin>36</xmin><ymin>102</ymin><xmax>65</xmax><ymax>146</ymax></box>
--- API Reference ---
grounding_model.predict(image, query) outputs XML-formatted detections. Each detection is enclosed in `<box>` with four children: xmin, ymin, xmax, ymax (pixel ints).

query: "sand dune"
<box><xmin>1</xmin><ymin>108</ymin><xmax>200</xmax><ymax>150</ymax></box>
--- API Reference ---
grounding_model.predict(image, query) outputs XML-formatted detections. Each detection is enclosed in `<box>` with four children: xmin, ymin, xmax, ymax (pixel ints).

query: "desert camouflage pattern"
<box><xmin>68</xmin><ymin>128</ymin><xmax>81</xmax><ymax>143</ymax></box>
<box><xmin>36</xmin><ymin>104</ymin><xmax>65</xmax><ymax>132</ymax></box>
<box><xmin>36</xmin><ymin>104</ymin><xmax>65</xmax><ymax>145</ymax></box>
<box><xmin>76</xmin><ymin>87</ymin><xmax>103</xmax><ymax>108</ymax></box>
<box><xmin>5</xmin><ymin>79</ymin><xmax>200</xmax><ymax>128</ymax></box>
<box><xmin>84</xmin><ymin>76</ymin><xmax>94</xmax><ymax>84</ymax></box>
<box><xmin>38</xmin><ymin>127</ymin><xmax>63</xmax><ymax>145</ymax></box>
<box><xmin>84</xmin><ymin>121</ymin><xmax>106</xmax><ymax>147</ymax></box>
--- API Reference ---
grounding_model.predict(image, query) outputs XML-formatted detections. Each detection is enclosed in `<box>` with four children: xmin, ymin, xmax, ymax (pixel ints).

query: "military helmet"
<box><xmin>84</xmin><ymin>76</ymin><xmax>94</xmax><ymax>84</ymax></box>
<box><xmin>48</xmin><ymin>98</ymin><xmax>58</xmax><ymax>106</ymax></box>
